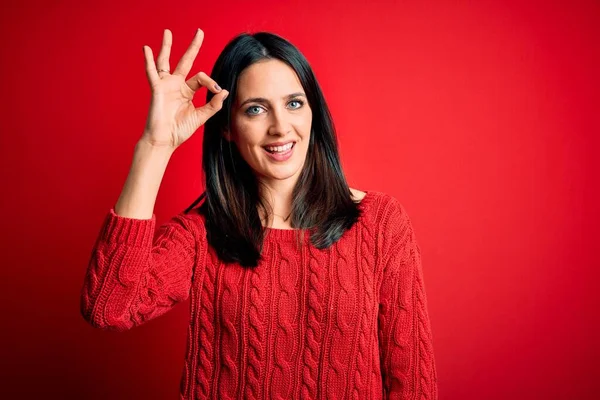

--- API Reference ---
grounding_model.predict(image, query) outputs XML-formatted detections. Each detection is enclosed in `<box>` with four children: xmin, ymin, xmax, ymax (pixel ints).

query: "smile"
<box><xmin>262</xmin><ymin>142</ymin><xmax>296</xmax><ymax>161</ymax></box>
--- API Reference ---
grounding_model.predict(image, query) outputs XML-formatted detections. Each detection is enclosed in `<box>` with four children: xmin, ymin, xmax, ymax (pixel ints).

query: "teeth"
<box><xmin>265</xmin><ymin>142</ymin><xmax>293</xmax><ymax>153</ymax></box>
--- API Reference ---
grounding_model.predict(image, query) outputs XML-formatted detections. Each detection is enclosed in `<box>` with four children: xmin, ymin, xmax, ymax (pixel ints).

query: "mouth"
<box><xmin>262</xmin><ymin>141</ymin><xmax>296</xmax><ymax>154</ymax></box>
<box><xmin>262</xmin><ymin>141</ymin><xmax>296</xmax><ymax>161</ymax></box>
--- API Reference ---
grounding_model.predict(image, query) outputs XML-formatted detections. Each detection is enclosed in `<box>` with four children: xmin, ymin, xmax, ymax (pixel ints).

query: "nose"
<box><xmin>267</xmin><ymin>106</ymin><xmax>293</xmax><ymax>136</ymax></box>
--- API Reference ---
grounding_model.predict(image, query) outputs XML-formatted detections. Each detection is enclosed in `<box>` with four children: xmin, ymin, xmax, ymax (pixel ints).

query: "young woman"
<box><xmin>80</xmin><ymin>28</ymin><xmax>438</xmax><ymax>399</ymax></box>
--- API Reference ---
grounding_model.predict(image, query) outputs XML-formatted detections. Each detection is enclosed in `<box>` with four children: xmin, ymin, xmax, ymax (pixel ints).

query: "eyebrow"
<box><xmin>239</xmin><ymin>92</ymin><xmax>306</xmax><ymax>107</ymax></box>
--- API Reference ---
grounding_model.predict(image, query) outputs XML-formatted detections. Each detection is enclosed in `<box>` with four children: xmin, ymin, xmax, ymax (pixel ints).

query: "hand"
<box><xmin>140</xmin><ymin>28</ymin><xmax>229</xmax><ymax>150</ymax></box>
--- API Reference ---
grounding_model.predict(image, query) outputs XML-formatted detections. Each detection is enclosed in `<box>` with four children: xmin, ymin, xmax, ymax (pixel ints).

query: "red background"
<box><xmin>1</xmin><ymin>0</ymin><xmax>598</xmax><ymax>398</ymax></box>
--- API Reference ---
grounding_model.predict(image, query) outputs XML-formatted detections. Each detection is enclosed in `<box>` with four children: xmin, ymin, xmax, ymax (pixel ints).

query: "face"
<box><xmin>226</xmin><ymin>59</ymin><xmax>312</xmax><ymax>186</ymax></box>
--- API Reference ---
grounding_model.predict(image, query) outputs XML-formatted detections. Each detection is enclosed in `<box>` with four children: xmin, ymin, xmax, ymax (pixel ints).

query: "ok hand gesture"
<box><xmin>141</xmin><ymin>29</ymin><xmax>229</xmax><ymax>150</ymax></box>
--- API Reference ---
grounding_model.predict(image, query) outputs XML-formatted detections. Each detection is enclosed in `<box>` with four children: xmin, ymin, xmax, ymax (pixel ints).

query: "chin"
<box><xmin>261</xmin><ymin>164</ymin><xmax>302</xmax><ymax>180</ymax></box>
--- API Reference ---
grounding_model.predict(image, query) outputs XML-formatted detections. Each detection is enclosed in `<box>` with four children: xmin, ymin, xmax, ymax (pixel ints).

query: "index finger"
<box><xmin>143</xmin><ymin>45</ymin><xmax>160</xmax><ymax>87</ymax></box>
<box><xmin>173</xmin><ymin>29</ymin><xmax>205</xmax><ymax>77</ymax></box>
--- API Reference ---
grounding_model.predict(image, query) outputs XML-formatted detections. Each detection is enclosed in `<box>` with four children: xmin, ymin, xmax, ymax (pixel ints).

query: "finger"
<box><xmin>156</xmin><ymin>29</ymin><xmax>172</xmax><ymax>75</ymax></box>
<box><xmin>194</xmin><ymin>90</ymin><xmax>229</xmax><ymax>125</ymax></box>
<box><xmin>185</xmin><ymin>71</ymin><xmax>223</xmax><ymax>94</ymax></box>
<box><xmin>173</xmin><ymin>29</ymin><xmax>204</xmax><ymax>77</ymax></box>
<box><xmin>143</xmin><ymin>45</ymin><xmax>160</xmax><ymax>86</ymax></box>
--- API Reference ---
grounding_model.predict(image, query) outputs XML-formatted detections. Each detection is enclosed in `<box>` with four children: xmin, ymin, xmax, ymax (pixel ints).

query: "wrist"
<box><xmin>135</xmin><ymin>138</ymin><xmax>176</xmax><ymax>156</ymax></box>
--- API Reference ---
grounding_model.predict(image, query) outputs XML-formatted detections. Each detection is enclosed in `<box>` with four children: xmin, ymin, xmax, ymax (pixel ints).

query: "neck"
<box><xmin>257</xmin><ymin>182</ymin><xmax>296</xmax><ymax>228</ymax></box>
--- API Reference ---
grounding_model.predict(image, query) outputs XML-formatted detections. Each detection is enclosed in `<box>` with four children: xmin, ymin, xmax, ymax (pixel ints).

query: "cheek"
<box><xmin>235</xmin><ymin>133</ymin><xmax>263</xmax><ymax>161</ymax></box>
<box><xmin>231</xmin><ymin>122</ymin><xmax>259</xmax><ymax>149</ymax></box>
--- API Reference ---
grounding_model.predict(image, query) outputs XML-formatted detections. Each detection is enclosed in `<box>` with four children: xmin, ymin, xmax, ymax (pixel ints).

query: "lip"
<box><xmin>263</xmin><ymin>142</ymin><xmax>295</xmax><ymax>162</ymax></box>
<box><xmin>262</xmin><ymin>140</ymin><xmax>296</xmax><ymax>148</ymax></box>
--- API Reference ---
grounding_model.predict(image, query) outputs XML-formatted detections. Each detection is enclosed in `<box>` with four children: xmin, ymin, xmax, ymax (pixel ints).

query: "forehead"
<box><xmin>237</xmin><ymin>59</ymin><xmax>303</xmax><ymax>97</ymax></box>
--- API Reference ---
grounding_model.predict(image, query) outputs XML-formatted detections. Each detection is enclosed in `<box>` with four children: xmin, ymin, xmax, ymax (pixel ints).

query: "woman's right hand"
<box><xmin>140</xmin><ymin>28</ymin><xmax>229</xmax><ymax>150</ymax></box>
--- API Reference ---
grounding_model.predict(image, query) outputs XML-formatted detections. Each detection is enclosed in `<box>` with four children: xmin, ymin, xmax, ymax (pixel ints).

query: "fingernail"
<box><xmin>223</xmin><ymin>91</ymin><xmax>229</xmax><ymax>100</ymax></box>
<box><xmin>214</xmin><ymin>84</ymin><xmax>222</xmax><ymax>91</ymax></box>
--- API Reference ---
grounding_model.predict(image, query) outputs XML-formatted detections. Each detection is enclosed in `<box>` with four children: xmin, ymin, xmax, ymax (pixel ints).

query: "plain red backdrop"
<box><xmin>0</xmin><ymin>0</ymin><xmax>598</xmax><ymax>398</ymax></box>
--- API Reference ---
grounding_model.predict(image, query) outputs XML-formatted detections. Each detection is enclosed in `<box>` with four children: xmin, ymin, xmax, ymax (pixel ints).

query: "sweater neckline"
<box><xmin>262</xmin><ymin>190</ymin><xmax>376</xmax><ymax>242</ymax></box>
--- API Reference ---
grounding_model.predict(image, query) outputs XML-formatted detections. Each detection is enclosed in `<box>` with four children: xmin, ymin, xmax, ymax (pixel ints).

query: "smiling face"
<box><xmin>225</xmin><ymin>59</ymin><xmax>312</xmax><ymax>187</ymax></box>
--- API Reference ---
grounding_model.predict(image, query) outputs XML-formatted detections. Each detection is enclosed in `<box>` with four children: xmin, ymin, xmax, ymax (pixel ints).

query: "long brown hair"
<box><xmin>184</xmin><ymin>32</ymin><xmax>361</xmax><ymax>268</ymax></box>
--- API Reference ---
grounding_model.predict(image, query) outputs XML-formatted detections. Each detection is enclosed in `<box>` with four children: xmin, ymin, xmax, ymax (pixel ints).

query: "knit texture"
<box><xmin>80</xmin><ymin>190</ymin><xmax>438</xmax><ymax>399</ymax></box>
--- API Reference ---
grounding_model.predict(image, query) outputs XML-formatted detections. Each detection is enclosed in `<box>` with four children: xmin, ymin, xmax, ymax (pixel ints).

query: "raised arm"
<box><xmin>80</xmin><ymin>28</ymin><xmax>226</xmax><ymax>332</ymax></box>
<box><xmin>377</xmin><ymin>198</ymin><xmax>438</xmax><ymax>399</ymax></box>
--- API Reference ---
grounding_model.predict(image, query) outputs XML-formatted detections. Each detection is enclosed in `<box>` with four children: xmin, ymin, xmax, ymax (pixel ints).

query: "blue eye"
<box><xmin>246</xmin><ymin>106</ymin><xmax>262</xmax><ymax>115</ymax></box>
<box><xmin>289</xmin><ymin>100</ymin><xmax>304</xmax><ymax>109</ymax></box>
<box><xmin>244</xmin><ymin>99</ymin><xmax>305</xmax><ymax>116</ymax></box>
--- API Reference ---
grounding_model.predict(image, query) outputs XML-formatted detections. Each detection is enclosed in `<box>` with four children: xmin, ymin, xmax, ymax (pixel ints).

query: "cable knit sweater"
<box><xmin>80</xmin><ymin>190</ymin><xmax>438</xmax><ymax>399</ymax></box>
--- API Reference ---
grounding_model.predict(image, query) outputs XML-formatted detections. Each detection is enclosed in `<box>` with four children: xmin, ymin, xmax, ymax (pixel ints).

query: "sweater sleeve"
<box><xmin>80</xmin><ymin>208</ymin><xmax>204</xmax><ymax>332</ymax></box>
<box><xmin>377</xmin><ymin>198</ymin><xmax>438</xmax><ymax>399</ymax></box>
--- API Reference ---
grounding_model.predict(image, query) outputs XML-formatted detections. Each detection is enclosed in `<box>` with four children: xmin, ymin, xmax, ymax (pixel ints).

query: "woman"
<box><xmin>80</xmin><ymin>28</ymin><xmax>438</xmax><ymax>399</ymax></box>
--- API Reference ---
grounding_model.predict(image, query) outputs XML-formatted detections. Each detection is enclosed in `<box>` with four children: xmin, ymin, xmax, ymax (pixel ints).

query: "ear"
<box><xmin>223</xmin><ymin>128</ymin><xmax>232</xmax><ymax>142</ymax></box>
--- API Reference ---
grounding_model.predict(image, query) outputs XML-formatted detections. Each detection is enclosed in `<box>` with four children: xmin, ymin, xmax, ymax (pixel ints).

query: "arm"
<box><xmin>81</xmin><ymin>23</ymin><xmax>227</xmax><ymax>331</ymax></box>
<box><xmin>378</xmin><ymin>198</ymin><xmax>438</xmax><ymax>399</ymax></box>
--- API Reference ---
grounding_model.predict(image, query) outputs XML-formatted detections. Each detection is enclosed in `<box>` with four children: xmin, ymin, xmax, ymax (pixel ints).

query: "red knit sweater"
<box><xmin>80</xmin><ymin>190</ymin><xmax>438</xmax><ymax>399</ymax></box>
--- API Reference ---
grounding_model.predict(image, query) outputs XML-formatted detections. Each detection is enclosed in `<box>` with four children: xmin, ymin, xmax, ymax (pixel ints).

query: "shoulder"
<box><xmin>162</xmin><ymin>207</ymin><xmax>208</xmax><ymax>245</ymax></box>
<box><xmin>360</xmin><ymin>190</ymin><xmax>411</xmax><ymax>227</ymax></box>
<box><xmin>354</xmin><ymin>193</ymin><xmax>421</xmax><ymax>283</ymax></box>
<box><xmin>380</xmin><ymin>193</ymin><xmax>411</xmax><ymax>227</ymax></box>
<box><xmin>362</xmin><ymin>191</ymin><xmax>416</xmax><ymax>253</ymax></box>
<box><xmin>350</xmin><ymin>189</ymin><xmax>414</xmax><ymax>248</ymax></box>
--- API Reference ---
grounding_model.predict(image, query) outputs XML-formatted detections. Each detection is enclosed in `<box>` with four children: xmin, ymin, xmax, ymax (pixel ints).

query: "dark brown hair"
<box><xmin>184</xmin><ymin>31</ymin><xmax>361</xmax><ymax>268</ymax></box>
